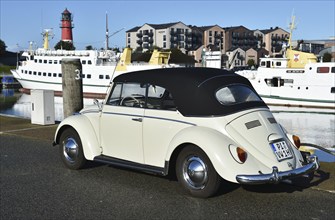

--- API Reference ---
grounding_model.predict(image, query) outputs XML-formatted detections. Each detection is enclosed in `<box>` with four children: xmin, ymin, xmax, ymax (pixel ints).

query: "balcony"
<box><xmin>136</xmin><ymin>32</ymin><xmax>143</xmax><ymax>38</ymax></box>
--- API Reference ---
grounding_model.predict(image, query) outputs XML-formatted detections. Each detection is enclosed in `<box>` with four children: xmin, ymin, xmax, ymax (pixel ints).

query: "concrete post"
<box><xmin>61</xmin><ymin>58</ymin><xmax>83</xmax><ymax>118</ymax></box>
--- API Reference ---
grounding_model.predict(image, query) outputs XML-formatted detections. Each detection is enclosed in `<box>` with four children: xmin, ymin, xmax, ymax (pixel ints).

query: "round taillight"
<box><xmin>293</xmin><ymin>135</ymin><xmax>301</xmax><ymax>149</ymax></box>
<box><xmin>236</xmin><ymin>147</ymin><xmax>247</xmax><ymax>163</ymax></box>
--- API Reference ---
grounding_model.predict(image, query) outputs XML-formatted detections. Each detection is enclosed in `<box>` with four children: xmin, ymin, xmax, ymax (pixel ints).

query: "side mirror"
<box><xmin>94</xmin><ymin>99</ymin><xmax>102</xmax><ymax>111</ymax></box>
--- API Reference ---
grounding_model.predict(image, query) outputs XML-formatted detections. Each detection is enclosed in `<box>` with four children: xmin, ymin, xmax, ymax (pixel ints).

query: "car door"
<box><xmin>99</xmin><ymin>83</ymin><xmax>146</xmax><ymax>164</ymax></box>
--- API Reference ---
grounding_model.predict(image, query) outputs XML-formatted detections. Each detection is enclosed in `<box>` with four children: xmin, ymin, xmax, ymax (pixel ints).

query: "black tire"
<box><xmin>59</xmin><ymin>128</ymin><xmax>87</xmax><ymax>170</ymax></box>
<box><xmin>176</xmin><ymin>145</ymin><xmax>221</xmax><ymax>198</ymax></box>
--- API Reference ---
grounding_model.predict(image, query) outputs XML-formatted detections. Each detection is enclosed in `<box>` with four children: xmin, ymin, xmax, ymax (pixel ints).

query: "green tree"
<box><xmin>322</xmin><ymin>52</ymin><xmax>332</xmax><ymax>62</ymax></box>
<box><xmin>0</xmin><ymin>39</ymin><xmax>7</xmax><ymax>55</ymax></box>
<box><xmin>54</xmin><ymin>41</ymin><xmax>75</xmax><ymax>50</ymax></box>
<box><xmin>85</xmin><ymin>45</ymin><xmax>93</xmax><ymax>50</ymax></box>
<box><xmin>247</xmin><ymin>59</ymin><xmax>255</xmax><ymax>67</ymax></box>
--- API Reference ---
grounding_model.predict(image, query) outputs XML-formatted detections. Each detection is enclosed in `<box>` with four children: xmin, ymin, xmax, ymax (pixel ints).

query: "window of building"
<box><xmin>163</xmin><ymin>42</ymin><xmax>166</xmax><ymax>48</ymax></box>
<box><xmin>163</xmin><ymin>35</ymin><xmax>166</xmax><ymax>41</ymax></box>
<box><xmin>209</xmin><ymin>31</ymin><xmax>212</xmax><ymax>37</ymax></box>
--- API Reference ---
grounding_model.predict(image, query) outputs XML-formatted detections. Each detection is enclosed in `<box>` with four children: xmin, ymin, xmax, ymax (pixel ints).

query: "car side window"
<box><xmin>107</xmin><ymin>83</ymin><xmax>146</xmax><ymax>108</ymax></box>
<box><xmin>147</xmin><ymin>85</ymin><xmax>176</xmax><ymax>111</ymax></box>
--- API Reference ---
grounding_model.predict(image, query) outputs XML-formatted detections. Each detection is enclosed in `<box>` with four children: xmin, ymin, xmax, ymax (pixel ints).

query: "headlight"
<box><xmin>229</xmin><ymin>145</ymin><xmax>247</xmax><ymax>164</ymax></box>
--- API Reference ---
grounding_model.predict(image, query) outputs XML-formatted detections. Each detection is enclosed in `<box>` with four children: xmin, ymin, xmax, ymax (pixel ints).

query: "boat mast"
<box><xmin>105</xmin><ymin>12</ymin><xmax>109</xmax><ymax>50</ymax></box>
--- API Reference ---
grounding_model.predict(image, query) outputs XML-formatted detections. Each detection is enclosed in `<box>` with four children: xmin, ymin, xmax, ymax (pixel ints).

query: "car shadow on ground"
<box><xmin>240</xmin><ymin>169</ymin><xmax>330</xmax><ymax>194</ymax></box>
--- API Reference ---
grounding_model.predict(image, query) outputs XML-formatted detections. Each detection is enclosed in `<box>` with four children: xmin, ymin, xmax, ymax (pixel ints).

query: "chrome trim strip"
<box><xmin>102</xmin><ymin>111</ymin><xmax>196</xmax><ymax>126</ymax></box>
<box><xmin>236</xmin><ymin>156</ymin><xmax>319</xmax><ymax>185</ymax></box>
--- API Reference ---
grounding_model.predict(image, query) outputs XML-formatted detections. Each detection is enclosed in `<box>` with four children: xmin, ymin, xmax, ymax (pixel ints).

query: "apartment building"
<box><xmin>260</xmin><ymin>27</ymin><xmax>289</xmax><ymax>55</ymax></box>
<box><xmin>223</xmin><ymin>25</ymin><xmax>258</xmax><ymax>52</ymax></box>
<box><xmin>126</xmin><ymin>22</ymin><xmax>192</xmax><ymax>53</ymax></box>
<box><xmin>198</xmin><ymin>25</ymin><xmax>225</xmax><ymax>52</ymax></box>
<box><xmin>126</xmin><ymin>22</ymin><xmax>291</xmax><ymax>68</ymax></box>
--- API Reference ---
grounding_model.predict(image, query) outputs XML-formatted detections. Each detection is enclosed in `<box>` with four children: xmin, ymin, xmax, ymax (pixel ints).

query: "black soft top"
<box><xmin>113</xmin><ymin>67</ymin><xmax>267</xmax><ymax>116</ymax></box>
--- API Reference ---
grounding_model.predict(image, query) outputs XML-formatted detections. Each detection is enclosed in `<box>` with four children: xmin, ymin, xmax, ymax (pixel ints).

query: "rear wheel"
<box><xmin>176</xmin><ymin>145</ymin><xmax>221</xmax><ymax>198</ymax></box>
<box><xmin>59</xmin><ymin>128</ymin><xmax>87</xmax><ymax>170</ymax></box>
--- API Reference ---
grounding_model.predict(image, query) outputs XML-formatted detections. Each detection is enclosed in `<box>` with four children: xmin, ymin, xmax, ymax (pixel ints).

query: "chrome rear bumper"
<box><xmin>236</xmin><ymin>156</ymin><xmax>319</xmax><ymax>185</ymax></box>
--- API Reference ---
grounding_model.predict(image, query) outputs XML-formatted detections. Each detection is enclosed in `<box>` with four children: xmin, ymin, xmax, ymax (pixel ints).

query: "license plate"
<box><xmin>271</xmin><ymin>140</ymin><xmax>293</xmax><ymax>161</ymax></box>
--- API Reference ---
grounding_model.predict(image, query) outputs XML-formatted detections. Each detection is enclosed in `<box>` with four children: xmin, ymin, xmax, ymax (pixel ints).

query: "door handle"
<box><xmin>132</xmin><ymin>118</ymin><xmax>143</xmax><ymax>122</ymax></box>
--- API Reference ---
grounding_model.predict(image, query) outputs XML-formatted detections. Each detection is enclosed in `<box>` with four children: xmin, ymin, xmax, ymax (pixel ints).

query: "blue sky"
<box><xmin>1</xmin><ymin>0</ymin><xmax>334</xmax><ymax>51</ymax></box>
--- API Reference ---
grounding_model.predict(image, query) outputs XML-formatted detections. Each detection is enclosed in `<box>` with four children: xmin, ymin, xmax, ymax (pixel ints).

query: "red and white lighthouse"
<box><xmin>60</xmin><ymin>8</ymin><xmax>74</xmax><ymax>42</ymax></box>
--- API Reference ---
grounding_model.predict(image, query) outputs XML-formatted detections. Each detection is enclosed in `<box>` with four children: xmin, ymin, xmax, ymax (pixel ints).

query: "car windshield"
<box><xmin>215</xmin><ymin>85</ymin><xmax>262</xmax><ymax>105</ymax></box>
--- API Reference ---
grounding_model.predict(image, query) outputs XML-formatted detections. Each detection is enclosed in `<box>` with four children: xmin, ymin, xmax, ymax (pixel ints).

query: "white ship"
<box><xmin>236</xmin><ymin>16</ymin><xmax>335</xmax><ymax>110</ymax></box>
<box><xmin>11</xmin><ymin>45</ymin><xmax>173</xmax><ymax>99</ymax></box>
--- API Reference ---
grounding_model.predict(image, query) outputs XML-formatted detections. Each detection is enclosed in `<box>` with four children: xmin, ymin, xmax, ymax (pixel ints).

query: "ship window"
<box><xmin>317</xmin><ymin>67</ymin><xmax>330</xmax><ymax>73</ymax></box>
<box><xmin>49</xmin><ymin>60</ymin><xmax>52</xmax><ymax>64</ymax></box>
<box><xmin>29</xmin><ymin>71</ymin><xmax>32</xmax><ymax>75</ymax></box>
<box><xmin>81</xmin><ymin>74</ymin><xmax>85</xmax><ymax>78</ymax></box>
<box><xmin>87</xmin><ymin>74</ymin><xmax>91</xmax><ymax>79</ymax></box>
<box><xmin>44</xmin><ymin>60</ymin><xmax>47</xmax><ymax>64</ymax></box>
<box><xmin>58</xmin><ymin>73</ymin><xmax>62</xmax><ymax>77</ymax></box>
<box><xmin>34</xmin><ymin>59</ymin><xmax>37</xmax><ymax>63</ymax></box>
<box><xmin>106</xmin><ymin>75</ymin><xmax>110</xmax><ymax>79</ymax></box>
<box><xmin>88</xmin><ymin>60</ymin><xmax>92</xmax><ymax>65</ymax></box>
<box><xmin>21</xmin><ymin>70</ymin><xmax>24</xmax><ymax>73</ymax></box>
<box><xmin>260</xmin><ymin>61</ymin><xmax>265</xmax><ymax>67</ymax></box>
<box><xmin>276</xmin><ymin>62</ymin><xmax>281</xmax><ymax>66</ymax></box>
<box><xmin>38</xmin><ymin>72</ymin><xmax>41</xmax><ymax>76</ymax></box>
<box><xmin>82</xmin><ymin>60</ymin><xmax>86</xmax><ymax>65</ymax></box>
<box><xmin>43</xmin><ymin>72</ymin><xmax>46</xmax><ymax>76</ymax></box>
<box><xmin>25</xmin><ymin>70</ymin><xmax>28</xmax><ymax>74</ymax></box>
<box><xmin>33</xmin><ymin>71</ymin><xmax>36</xmax><ymax>75</ymax></box>
<box><xmin>53</xmin><ymin>73</ymin><xmax>57</xmax><ymax>77</ymax></box>
<box><xmin>54</xmin><ymin>60</ymin><xmax>57</xmax><ymax>64</ymax></box>
<box><xmin>48</xmin><ymin>73</ymin><xmax>52</xmax><ymax>77</ymax></box>
<box><xmin>99</xmin><ymin>75</ymin><xmax>103</xmax><ymax>79</ymax></box>
<box><xmin>39</xmin><ymin>60</ymin><xmax>42</xmax><ymax>63</ymax></box>
<box><xmin>59</xmin><ymin>60</ymin><xmax>62</xmax><ymax>64</ymax></box>
<box><xmin>332</xmin><ymin>67</ymin><xmax>335</xmax><ymax>73</ymax></box>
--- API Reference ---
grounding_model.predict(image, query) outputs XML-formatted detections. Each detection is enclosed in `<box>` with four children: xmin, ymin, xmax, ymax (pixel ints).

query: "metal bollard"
<box><xmin>61</xmin><ymin>58</ymin><xmax>83</xmax><ymax>119</ymax></box>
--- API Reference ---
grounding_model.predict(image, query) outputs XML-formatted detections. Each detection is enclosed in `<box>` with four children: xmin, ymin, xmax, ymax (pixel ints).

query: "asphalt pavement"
<box><xmin>1</xmin><ymin>117</ymin><xmax>335</xmax><ymax>219</ymax></box>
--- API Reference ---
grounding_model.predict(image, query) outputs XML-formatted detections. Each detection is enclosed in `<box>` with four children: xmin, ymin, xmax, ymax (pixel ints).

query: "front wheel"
<box><xmin>176</xmin><ymin>145</ymin><xmax>221</xmax><ymax>198</ymax></box>
<box><xmin>59</xmin><ymin>128</ymin><xmax>87</xmax><ymax>170</ymax></box>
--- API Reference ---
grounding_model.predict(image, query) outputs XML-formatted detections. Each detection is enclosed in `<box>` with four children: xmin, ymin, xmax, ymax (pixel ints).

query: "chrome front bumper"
<box><xmin>236</xmin><ymin>156</ymin><xmax>319</xmax><ymax>185</ymax></box>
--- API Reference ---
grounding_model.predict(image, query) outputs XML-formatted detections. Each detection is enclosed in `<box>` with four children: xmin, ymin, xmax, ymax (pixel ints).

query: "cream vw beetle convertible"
<box><xmin>53</xmin><ymin>68</ymin><xmax>319</xmax><ymax>198</ymax></box>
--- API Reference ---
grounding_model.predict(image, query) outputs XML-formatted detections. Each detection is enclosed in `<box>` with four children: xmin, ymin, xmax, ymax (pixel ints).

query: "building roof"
<box><xmin>126</xmin><ymin>26</ymin><xmax>141</xmax><ymax>32</ymax></box>
<box><xmin>260</xmin><ymin>27</ymin><xmax>288</xmax><ymax>34</ymax></box>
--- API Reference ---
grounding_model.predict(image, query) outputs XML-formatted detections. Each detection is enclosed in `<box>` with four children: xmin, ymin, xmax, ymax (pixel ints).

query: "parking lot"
<box><xmin>1</xmin><ymin>116</ymin><xmax>334</xmax><ymax>219</ymax></box>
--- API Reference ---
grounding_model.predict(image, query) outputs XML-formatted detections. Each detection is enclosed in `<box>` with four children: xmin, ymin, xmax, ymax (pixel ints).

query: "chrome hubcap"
<box><xmin>63</xmin><ymin>137</ymin><xmax>79</xmax><ymax>164</ymax></box>
<box><xmin>182</xmin><ymin>156</ymin><xmax>208</xmax><ymax>190</ymax></box>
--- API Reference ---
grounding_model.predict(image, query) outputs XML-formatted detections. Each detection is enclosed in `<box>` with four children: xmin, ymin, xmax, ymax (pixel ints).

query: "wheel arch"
<box><xmin>54</xmin><ymin>115</ymin><xmax>101</xmax><ymax>160</ymax></box>
<box><xmin>165</xmin><ymin>126</ymin><xmax>240</xmax><ymax>183</ymax></box>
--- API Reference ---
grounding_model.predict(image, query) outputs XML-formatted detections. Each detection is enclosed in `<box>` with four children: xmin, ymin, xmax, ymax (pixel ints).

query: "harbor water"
<box><xmin>1</xmin><ymin>89</ymin><xmax>334</xmax><ymax>162</ymax></box>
